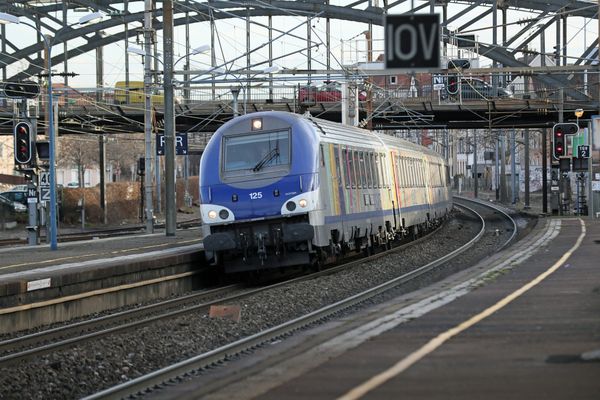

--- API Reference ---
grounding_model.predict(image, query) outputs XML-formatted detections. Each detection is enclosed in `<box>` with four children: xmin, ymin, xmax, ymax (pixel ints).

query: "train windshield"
<box><xmin>223</xmin><ymin>130</ymin><xmax>290</xmax><ymax>172</ymax></box>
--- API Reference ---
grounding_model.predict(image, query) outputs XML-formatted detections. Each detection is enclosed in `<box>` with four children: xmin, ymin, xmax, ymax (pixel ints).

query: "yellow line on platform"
<box><xmin>338</xmin><ymin>218</ymin><xmax>586</xmax><ymax>400</ymax></box>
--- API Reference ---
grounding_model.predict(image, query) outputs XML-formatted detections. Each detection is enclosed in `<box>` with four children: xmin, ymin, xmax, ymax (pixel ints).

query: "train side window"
<box><xmin>413</xmin><ymin>159</ymin><xmax>418</xmax><ymax>188</ymax></box>
<box><xmin>365</xmin><ymin>152</ymin><xmax>375</xmax><ymax>189</ymax></box>
<box><xmin>380</xmin><ymin>153</ymin><xmax>387</xmax><ymax>188</ymax></box>
<box><xmin>428</xmin><ymin>162</ymin><xmax>432</xmax><ymax>187</ymax></box>
<box><xmin>365</xmin><ymin>152</ymin><xmax>370</xmax><ymax>189</ymax></box>
<box><xmin>412</xmin><ymin>158</ymin><xmax>419</xmax><ymax>187</ymax></box>
<box><xmin>374</xmin><ymin>154</ymin><xmax>379</xmax><ymax>188</ymax></box>
<box><xmin>395</xmin><ymin>156</ymin><xmax>401</xmax><ymax>188</ymax></box>
<box><xmin>373</xmin><ymin>153</ymin><xmax>381</xmax><ymax>188</ymax></box>
<box><xmin>354</xmin><ymin>151</ymin><xmax>362</xmax><ymax>189</ymax></box>
<box><xmin>364</xmin><ymin>152</ymin><xmax>371</xmax><ymax>189</ymax></box>
<box><xmin>350</xmin><ymin>150</ymin><xmax>358</xmax><ymax>189</ymax></box>
<box><xmin>385</xmin><ymin>154</ymin><xmax>391</xmax><ymax>188</ymax></box>
<box><xmin>399</xmin><ymin>156</ymin><xmax>405</xmax><ymax>188</ymax></box>
<box><xmin>414</xmin><ymin>159</ymin><xmax>419</xmax><ymax>188</ymax></box>
<box><xmin>405</xmin><ymin>158</ymin><xmax>411</xmax><ymax>188</ymax></box>
<box><xmin>345</xmin><ymin>149</ymin><xmax>353</xmax><ymax>189</ymax></box>
<box><xmin>402</xmin><ymin>157</ymin><xmax>408</xmax><ymax>188</ymax></box>
<box><xmin>397</xmin><ymin>156</ymin><xmax>402</xmax><ymax>188</ymax></box>
<box><xmin>359</xmin><ymin>151</ymin><xmax>367</xmax><ymax>189</ymax></box>
<box><xmin>429</xmin><ymin>162</ymin><xmax>434</xmax><ymax>187</ymax></box>
<box><xmin>335</xmin><ymin>145</ymin><xmax>343</xmax><ymax>187</ymax></box>
<box><xmin>370</xmin><ymin>153</ymin><xmax>377</xmax><ymax>188</ymax></box>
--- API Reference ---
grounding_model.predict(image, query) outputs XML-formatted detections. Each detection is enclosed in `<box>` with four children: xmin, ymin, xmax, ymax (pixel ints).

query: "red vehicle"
<box><xmin>298</xmin><ymin>81</ymin><xmax>367</xmax><ymax>103</ymax></box>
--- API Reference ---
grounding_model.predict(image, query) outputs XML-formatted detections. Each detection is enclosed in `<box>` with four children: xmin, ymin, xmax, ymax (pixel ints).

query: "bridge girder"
<box><xmin>1</xmin><ymin>0</ymin><xmax>597</xmax><ymax>83</ymax></box>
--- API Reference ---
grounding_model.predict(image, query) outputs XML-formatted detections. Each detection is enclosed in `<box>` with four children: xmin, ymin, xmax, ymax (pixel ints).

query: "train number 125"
<box><xmin>249</xmin><ymin>192</ymin><xmax>263</xmax><ymax>200</ymax></box>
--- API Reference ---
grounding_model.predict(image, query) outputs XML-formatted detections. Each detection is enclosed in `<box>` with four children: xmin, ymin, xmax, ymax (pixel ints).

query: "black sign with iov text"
<box><xmin>384</xmin><ymin>14</ymin><xmax>440</xmax><ymax>70</ymax></box>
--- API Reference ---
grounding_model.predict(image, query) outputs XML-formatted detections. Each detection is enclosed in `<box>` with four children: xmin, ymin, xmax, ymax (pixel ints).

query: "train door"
<box><xmin>423</xmin><ymin>157</ymin><xmax>434</xmax><ymax>216</ymax></box>
<box><xmin>388</xmin><ymin>150</ymin><xmax>403</xmax><ymax>230</ymax></box>
<box><xmin>331</xmin><ymin>144</ymin><xmax>345</xmax><ymax>218</ymax></box>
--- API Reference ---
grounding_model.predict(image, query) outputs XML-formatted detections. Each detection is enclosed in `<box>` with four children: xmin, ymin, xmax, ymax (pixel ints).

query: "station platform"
<box><xmin>0</xmin><ymin>226</ymin><xmax>206</xmax><ymax>333</ymax></box>
<box><xmin>191</xmin><ymin>216</ymin><xmax>600</xmax><ymax>400</ymax></box>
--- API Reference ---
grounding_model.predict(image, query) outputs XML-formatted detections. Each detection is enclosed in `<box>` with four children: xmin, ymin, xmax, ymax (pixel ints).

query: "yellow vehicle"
<box><xmin>114</xmin><ymin>81</ymin><xmax>164</xmax><ymax>105</ymax></box>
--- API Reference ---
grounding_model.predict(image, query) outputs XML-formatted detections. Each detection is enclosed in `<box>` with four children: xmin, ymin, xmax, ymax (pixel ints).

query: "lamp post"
<box><xmin>0</xmin><ymin>11</ymin><xmax>104</xmax><ymax>250</ymax></box>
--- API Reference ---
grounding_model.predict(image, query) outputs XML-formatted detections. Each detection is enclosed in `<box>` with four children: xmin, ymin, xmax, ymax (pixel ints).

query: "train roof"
<box><xmin>301</xmin><ymin>113</ymin><xmax>444</xmax><ymax>160</ymax></box>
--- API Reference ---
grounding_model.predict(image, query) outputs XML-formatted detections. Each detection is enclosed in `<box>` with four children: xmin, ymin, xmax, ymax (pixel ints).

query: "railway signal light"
<box><xmin>14</xmin><ymin>121</ymin><xmax>33</xmax><ymax>164</ymax></box>
<box><xmin>552</xmin><ymin>123</ymin><xmax>578</xmax><ymax>160</ymax></box>
<box><xmin>447</xmin><ymin>74</ymin><xmax>459</xmax><ymax>95</ymax></box>
<box><xmin>2</xmin><ymin>81</ymin><xmax>40</xmax><ymax>99</ymax></box>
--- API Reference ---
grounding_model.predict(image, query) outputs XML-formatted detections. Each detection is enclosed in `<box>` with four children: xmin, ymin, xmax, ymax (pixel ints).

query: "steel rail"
<box><xmin>454</xmin><ymin>196</ymin><xmax>518</xmax><ymax>251</ymax></box>
<box><xmin>84</xmin><ymin>202</ymin><xmax>501</xmax><ymax>400</ymax></box>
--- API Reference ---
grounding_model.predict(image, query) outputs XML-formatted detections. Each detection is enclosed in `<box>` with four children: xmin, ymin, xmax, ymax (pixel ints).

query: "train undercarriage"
<box><xmin>203</xmin><ymin>212</ymin><xmax>448</xmax><ymax>274</ymax></box>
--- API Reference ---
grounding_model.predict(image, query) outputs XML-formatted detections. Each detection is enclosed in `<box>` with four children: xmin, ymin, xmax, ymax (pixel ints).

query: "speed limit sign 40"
<box><xmin>39</xmin><ymin>171</ymin><xmax>50</xmax><ymax>187</ymax></box>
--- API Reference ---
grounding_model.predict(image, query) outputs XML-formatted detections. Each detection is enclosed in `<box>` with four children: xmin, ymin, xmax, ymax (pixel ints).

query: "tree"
<box><xmin>58</xmin><ymin>135</ymin><xmax>98</xmax><ymax>187</ymax></box>
<box><xmin>106</xmin><ymin>133</ymin><xmax>145</xmax><ymax>181</ymax></box>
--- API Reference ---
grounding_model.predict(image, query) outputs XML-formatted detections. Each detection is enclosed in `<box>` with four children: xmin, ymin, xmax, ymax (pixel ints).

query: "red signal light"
<box><xmin>14</xmin><ymin>121</ymin><xmax>33</xmax><ymax>164</ymax></box>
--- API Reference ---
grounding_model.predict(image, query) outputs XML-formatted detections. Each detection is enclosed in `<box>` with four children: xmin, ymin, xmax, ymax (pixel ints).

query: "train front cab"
<box><xmin>200</xmin><ymin>113</ymin><xmax>321</xmax><ymax>273</ymax></box>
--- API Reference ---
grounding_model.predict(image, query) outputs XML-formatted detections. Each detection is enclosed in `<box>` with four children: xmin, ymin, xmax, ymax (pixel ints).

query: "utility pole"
<box><xmin>99</xmin><ymin>135</ymin><xmax>107</xmax><ymax>224</ymax></box>
<box><xmin>500</xmin><ymin>131</ymin><xmax>508</xmax><ymax>202</ymax></box>
<box><xmin>524</xmin><ymin>128</ymin><xmax>530</xmax><ymax>209</ymax></box>
<box><xmin>143</xmin><ymin>0</ymin><xmax>154</xmax><ymax>233</ymax></box>
<box><xmin>511</xmin><ymin>129</ymin><xmax>517</xmax><ymax>204</ymax></box>
<box><xmin>542</xmin><ymin>128</ymin><xmax>548</xmax><ymax>213</ymax></box>
<box><xmin>473</xmin><ymin>131</ymin><xmax>478</xmax><ymax>198</ymax></box>
<box><xmin>164</xmin><ymin>0</ymin><xmax>177</xmax><ymax>236</ymax></box>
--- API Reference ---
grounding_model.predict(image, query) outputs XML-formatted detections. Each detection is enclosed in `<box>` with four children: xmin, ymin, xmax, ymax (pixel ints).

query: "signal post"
<box><xmin>2</xmin><ymin>81</ymin><xmax>45</xmax><ymax>245</ymax></box>
<box><xmin>551</xmin><ymin>123</ymin><xmax>579</xmax><ymax>215</ymax></box>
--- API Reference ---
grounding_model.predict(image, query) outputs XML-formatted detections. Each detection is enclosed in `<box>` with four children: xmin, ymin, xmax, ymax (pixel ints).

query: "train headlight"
<box><xmin>298</xmin><ymin>199</ymin><xmax>308</xmax><ymax>208</ymax></box>
<box><xmin>219</xmin><ymin>209</ymin><xmax>229</xmax><ymax>220</ymax></box>
<box><xmin>251</xmin><ymin>118</ymin><xmax>263</xmax><ymax>130</ymax></box>
<box><xmin>286</xmin><ymin>201</ymin><xmax>296</xmax><ymax>211</ymax></box>
<box><xmin>208</xmin><ymin>210</ymin><xmax>218</xmax><ymax>219</ymax></box>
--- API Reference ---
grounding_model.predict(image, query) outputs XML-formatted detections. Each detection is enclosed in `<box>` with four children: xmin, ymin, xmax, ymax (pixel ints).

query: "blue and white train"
<box><xmin>199</xmin><ymin>111</ymin><xmax>452</xmax><ymax>273</ymax></box>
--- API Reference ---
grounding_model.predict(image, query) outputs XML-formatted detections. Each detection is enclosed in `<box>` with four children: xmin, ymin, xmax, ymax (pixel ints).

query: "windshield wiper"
<box><xmin>252</xmin><ymin>148</ymin><xmax>280</xmax><ymax>172</ymax></box>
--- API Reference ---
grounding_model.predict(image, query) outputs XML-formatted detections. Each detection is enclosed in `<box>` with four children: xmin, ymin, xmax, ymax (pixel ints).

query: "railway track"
<box><xmin>0</xmin><ymin>214</ymin><xmax>456</xmax><ymax>365</ymax></box>
<box><xmin>80</xmin><ymin>199</ymin><xmax>516</xmax><ymax>399</ymax></box>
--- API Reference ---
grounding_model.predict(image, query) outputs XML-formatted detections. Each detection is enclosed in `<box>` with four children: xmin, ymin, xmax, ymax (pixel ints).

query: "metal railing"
<box><xmin>0</xmin><ymin>75</ymin><xmax>595</xmax><ymax>113</ymax></box>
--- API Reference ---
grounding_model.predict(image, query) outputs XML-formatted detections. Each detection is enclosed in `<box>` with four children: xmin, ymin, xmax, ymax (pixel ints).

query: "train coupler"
<box><xmin>256</xmin><ymin>233</ymin><xmax>267</xmax><ymax>265</ymax></box>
